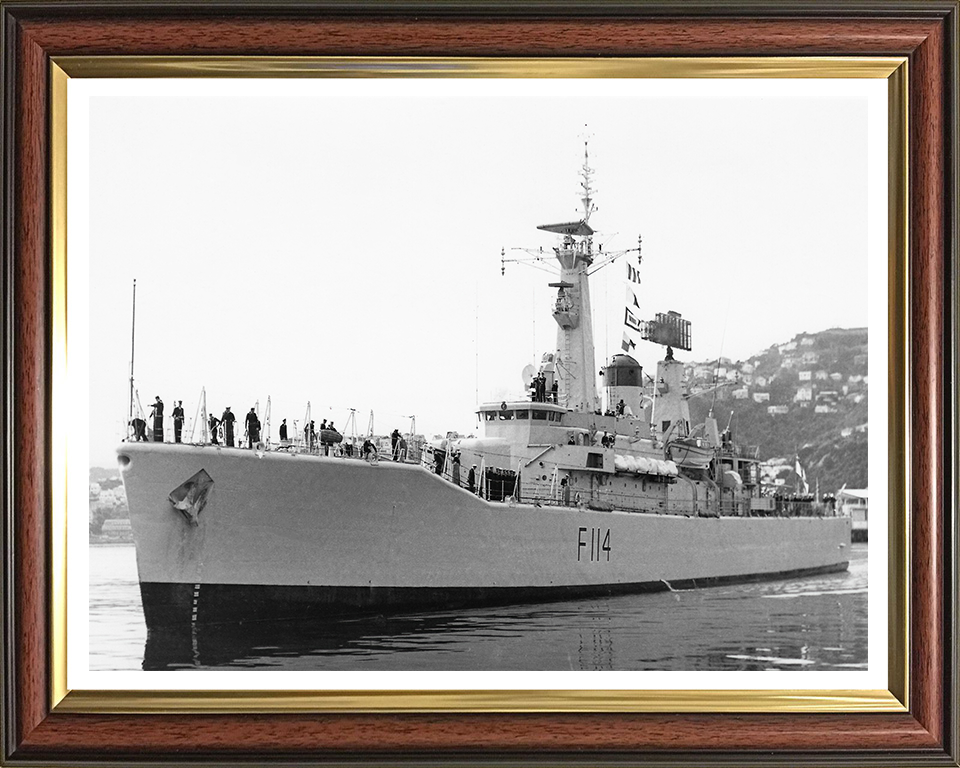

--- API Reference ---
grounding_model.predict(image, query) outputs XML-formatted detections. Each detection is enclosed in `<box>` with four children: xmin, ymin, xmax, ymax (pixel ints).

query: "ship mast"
<box><xmin>580</xmin><ymin>141</ymin><xmax>596</xmax><ymax>225</ymax></box>
<box><xmin>128</xmin><ymin>279</ymin><xmax>137</xmax><ymax>437</ymax></box>
<box><xmin>540</xmin><ymin>141</ymin><xmax>599</xmax><ymax>413</ymax></box>
<box><xmin>501</xmin><ymin>141</ymin><xmax>641</xmax><ymax>413</ymax></box>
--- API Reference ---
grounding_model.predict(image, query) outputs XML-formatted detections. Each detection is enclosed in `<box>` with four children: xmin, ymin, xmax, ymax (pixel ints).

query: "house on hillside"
<box><xmin>753</xmin><ymin>392</ymin><xmax>770</xmax><ymax>403</ymax></box>
<box><xmin>799</xmin><ymin>370</ymin><xmax>812</xmax><ymax>381</ymax></box>
<box><xmin>732</xmin><ymin>387</ymin><xmax>749</xmax><ymax>400</ymax></box>
<box><xmin>815</xmin><ymin>389</ymin><xmax>839</xmax><ymax>413</ymax></box>
<box><xmin>767</xmin><ymin>405</ymin><xmax>789</xmax><ymax>415</ymax></box>
<box><xmin>800</xmin><ymin>336</ymin><xmax>816</xmax><ymax>347</ymax></box>
<box><xmin>694</xmin><ymin>365</ymin><xmax>713</xmax><ymax>380</ymax></box>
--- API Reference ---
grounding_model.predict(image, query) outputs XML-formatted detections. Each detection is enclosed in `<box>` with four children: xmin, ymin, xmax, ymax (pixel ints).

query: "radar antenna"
<box><xmin>500</xmin><ymin>140</ymin><xmax>640</xmax><ymax>278</ymax></box>
<box><xmin>636</xmin><ymin>310</ymin><xmax>693</xmax><ymax>358</ymax></box>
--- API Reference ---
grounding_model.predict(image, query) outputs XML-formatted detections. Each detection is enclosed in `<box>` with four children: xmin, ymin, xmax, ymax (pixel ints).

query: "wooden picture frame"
<box><xmin>2</xmin><ymin>2</ymin><xmax>957</xmax><ymax>764</ymax></box>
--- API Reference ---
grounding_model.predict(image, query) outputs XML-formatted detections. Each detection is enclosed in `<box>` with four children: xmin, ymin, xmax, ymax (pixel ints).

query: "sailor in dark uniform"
<box><xmin>130</xmin><ymin>417</ymin><xmax>147</xmax><ymax>441</ymax></box>
<box><xmin>172</xmin><ymin>400</ymin><xmax>184</xmax><ymax>443</ymax></box>
<box><xmin>220</xmin><ymin>407</ymin><xmax>236</xmax><ymax>447</ymax></box>
<box><xmin>151</xmin><ymin>396</ymin><xmax>164</xmax><ymax>441</ymax></box>
<box><xmin>391</xmin><ymin>428</ymin><xmax>401</xmax><ymax>460</ymax></box>
<box><xmin>279</xmin><ymin>419</ymin><xmax>288</xmax><ymax>442</ymax></box>
<box><xmin>245</xmin><ymin>407</ymin><xmax>260</xmax><ymax>448</ymax></box>
<box><xmin>208</xmin><ymin>413</ymin><xmax>220</xmax><ymax>445</ymax></box>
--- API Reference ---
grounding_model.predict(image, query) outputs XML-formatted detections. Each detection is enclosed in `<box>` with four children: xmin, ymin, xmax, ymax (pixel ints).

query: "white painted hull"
<box><xmin>119</xmin><ymin>442</ymin><xmax>851</xmax><ymax>627</ymax></box>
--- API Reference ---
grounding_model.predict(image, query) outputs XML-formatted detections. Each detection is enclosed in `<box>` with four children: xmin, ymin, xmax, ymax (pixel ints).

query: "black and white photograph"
<box><xmin>68</xmin><ymin>76</ymin><xmax>887</xmax><ymax>686</ymax></box>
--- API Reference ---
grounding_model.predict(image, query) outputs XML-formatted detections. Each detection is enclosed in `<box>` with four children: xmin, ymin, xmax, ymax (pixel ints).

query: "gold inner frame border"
<box><xmin>48</xmin><ymin>55</ymin><xmax>909</xmax><ymax>714</ymax></box>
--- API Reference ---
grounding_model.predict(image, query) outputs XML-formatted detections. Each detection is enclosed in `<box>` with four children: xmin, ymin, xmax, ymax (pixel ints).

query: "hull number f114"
<box><xmin>578</xmin><ymin>526</ymin><xmax>611</xmax><ymax>562</ymax></box>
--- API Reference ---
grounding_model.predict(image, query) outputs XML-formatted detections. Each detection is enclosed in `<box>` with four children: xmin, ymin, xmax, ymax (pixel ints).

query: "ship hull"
<box><xmin>119</xmin><ymin>443</ymin><xmax>852</xmax><ymax>629</ymax></box>
<box><xmin>139</xmin><ymin>562</ymin><xmax>847</xmax><ymax>627</ymax></box>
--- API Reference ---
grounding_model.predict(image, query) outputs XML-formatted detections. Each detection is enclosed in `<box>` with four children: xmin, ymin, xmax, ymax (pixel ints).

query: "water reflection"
<box><xmin>140</xmin><ymin>548</ymin><xmax>867</xmax><ymax>671</ymax></box>
<box><xmin>90</xmin><ymin>543</ymin><xmax>868</xmax><ymax>671</ymax></box>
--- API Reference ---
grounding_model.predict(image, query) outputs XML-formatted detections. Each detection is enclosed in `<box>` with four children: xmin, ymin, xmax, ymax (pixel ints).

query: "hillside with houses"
<box><xmin>89</xmin><ymin>467</ymin><xmax>131</xmax><ymax>542</ymax></box>
<box><xmin>682</xmin><ymin>327</ymin><xmax>868</xmax><ymax>494</ymax></box>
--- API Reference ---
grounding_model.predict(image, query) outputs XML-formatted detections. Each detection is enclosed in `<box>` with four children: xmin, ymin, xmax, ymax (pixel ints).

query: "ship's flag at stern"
<box><xmin>621</xmin><ymin>332</ymin><xmax>637</xmax><ymax>352</ymax></box>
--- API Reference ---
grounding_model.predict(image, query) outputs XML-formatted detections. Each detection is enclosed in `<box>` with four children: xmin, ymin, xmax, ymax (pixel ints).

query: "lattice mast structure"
<box><xmin>502</xmin><ymin>141</ymin><xmax>640</xmax><ymax>413</ymax></box>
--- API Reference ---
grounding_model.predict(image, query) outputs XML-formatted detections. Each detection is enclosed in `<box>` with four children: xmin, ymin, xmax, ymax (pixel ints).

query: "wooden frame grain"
<box><xmin>1</xmin><ymin>2</ymin><xmax>957</xmax><ymax>765</ymax></box>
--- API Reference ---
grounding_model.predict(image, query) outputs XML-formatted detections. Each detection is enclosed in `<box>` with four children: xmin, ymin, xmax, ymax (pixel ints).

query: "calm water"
<box><xmin>89</xmin><ymin>543</ymin><xmax>867</xmax><ymax>671</ymax></box>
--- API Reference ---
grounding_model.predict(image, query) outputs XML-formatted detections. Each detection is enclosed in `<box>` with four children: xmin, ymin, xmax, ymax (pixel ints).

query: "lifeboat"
<box><xmin>666</xmin><ymin>437</ymin><xmax>715</xmax><ymax>469</ymax></box>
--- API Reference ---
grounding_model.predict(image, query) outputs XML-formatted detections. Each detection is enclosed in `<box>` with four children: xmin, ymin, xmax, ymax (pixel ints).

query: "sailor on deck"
<box><xmin>172</xmin><ymin>400</ymin><xmax>184</xmax><ymax>443</ymax></box>
<box><xmin>467</xmin><ymin>464</ymin><xmax>477</xmax><ymax>494</ymax></box>
<box><xmin>208</xmin><ymin>413</ymin><xmax>220</xmax><ymax>445</ymax></box>
<box><xmin>245</xmin><ymin>407</ymin><xmax>261</xmax><ymax>449</ymax></box>
<box><xmin>151</xmin><ymin>396</ymin><xmax>164</xmax><ymax>442</ymax></box>
<box><xmin>130</xmin><ymin>417</ymin><xmax>147</xmax><ymax>441</ymax></box>
<box><xmin>220</xmin><ymin>407</ymin><xmax>236</xmax><ymax>447</ymax></box>
<box><xmin>391</xmin><ymin>429</ymin><xmax>401</xmax><ymax>460</ymax></box>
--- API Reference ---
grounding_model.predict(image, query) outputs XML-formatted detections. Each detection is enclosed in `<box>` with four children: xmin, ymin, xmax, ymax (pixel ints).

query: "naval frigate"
<box><xmin>119</xmin><ymin>145</ymin><xmax>851</xmax><ymax>629</ymax></box>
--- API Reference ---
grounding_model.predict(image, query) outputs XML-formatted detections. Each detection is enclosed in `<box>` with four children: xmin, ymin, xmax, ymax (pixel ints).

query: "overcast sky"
<box><xmin>79</xmin><ymin>79</ymin><xmax>877</xmax><ymax>466</ymax></box>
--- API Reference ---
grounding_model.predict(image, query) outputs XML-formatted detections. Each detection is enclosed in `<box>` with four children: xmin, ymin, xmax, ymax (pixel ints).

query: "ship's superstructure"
<box><xmin>452</xmin><ymin>145</ymin><xmax>765</xmax><ymax>519</ymax></box>
<box><xmin>119</xmin><ymin>144</ymin><xmax>851</xmax><ymax>631</ymax></box>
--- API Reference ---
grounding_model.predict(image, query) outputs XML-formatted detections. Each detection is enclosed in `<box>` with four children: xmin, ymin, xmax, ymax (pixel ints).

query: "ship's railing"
<box><xmin>430</xmin><ymin>460</ymin><xmax>519</xmax><ymax>502</ymax></box>
<box><xmin>512</xmin><ymin>480</ymin><xmax>832</xmax><ymax>518</ymax></box>
<box><xmin>262</xmin><ymin>437</ymin><xmax>423</xmax><ymax>464</ymax></box>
